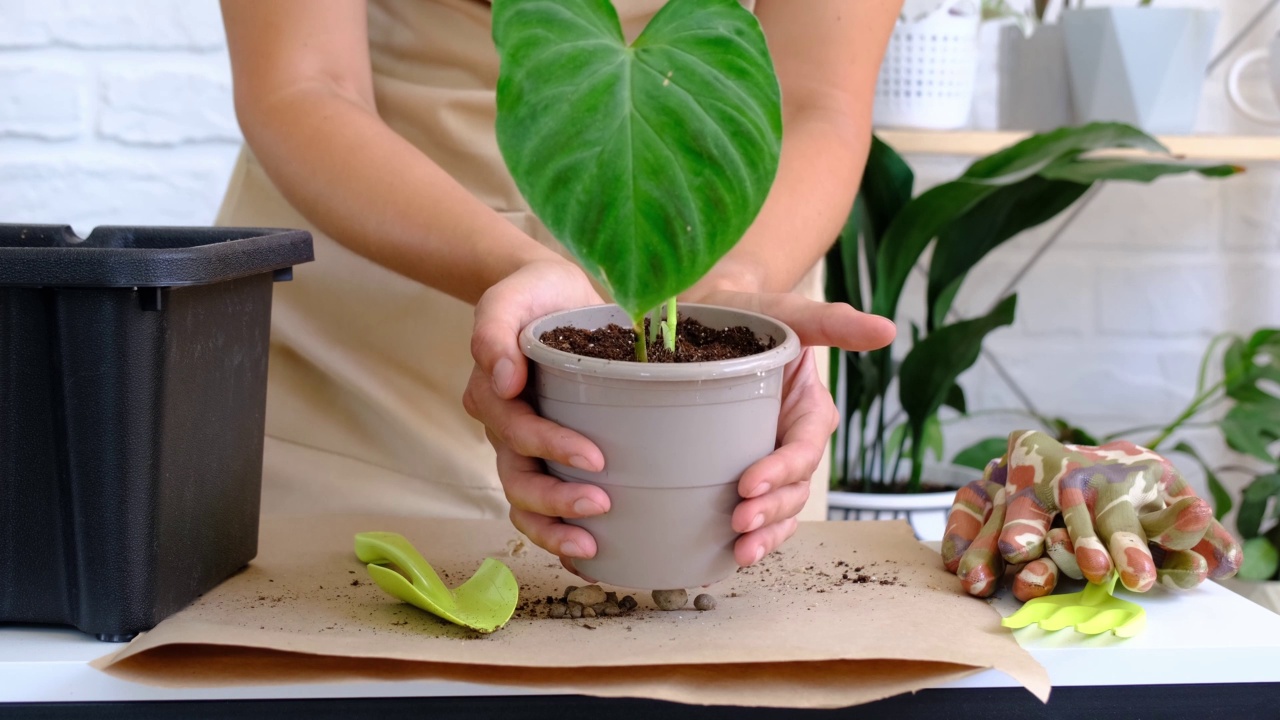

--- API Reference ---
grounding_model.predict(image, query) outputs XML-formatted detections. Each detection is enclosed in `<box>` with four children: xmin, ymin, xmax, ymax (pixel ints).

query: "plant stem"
<box><xmin>1103</xmin><ymin>420</ymin><xmax>1218</xmax><ymax>443</ymax></box>
<box><xmin>646</xmin><ymin>311</ymin><xmax>654</xmax><ymax>348</ymax></box>
<box><xmin>1145</xmin><ymin>380</ymin><xmax>1225</xmax><ymax>449</ymax></box>
<box><xmin>664</xmin><ymin>296</ymin><xmax>677</xmax><ymax>352</ymax></box>
<box><xmin>633</xmin><ymin>320</ymin><xmax>648</xmax><ymax>363</ymax></box>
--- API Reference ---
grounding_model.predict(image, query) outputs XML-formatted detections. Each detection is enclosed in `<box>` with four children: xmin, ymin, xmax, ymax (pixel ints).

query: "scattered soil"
<box><xmin>539</xmin><ymin>316</ymin><xmax>774</xmax><ymax>363</ymax></box>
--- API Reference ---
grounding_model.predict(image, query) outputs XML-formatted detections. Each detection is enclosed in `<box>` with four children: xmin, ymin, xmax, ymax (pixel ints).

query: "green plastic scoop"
<box><xmin>1001</xmin><ymin>573</ymin><xmax>1146</xmax><ymax>638</ymax></box>
<box><xmin>354</xmin><ymin>531</ymin><xmax>519</xmax><ymax>634</ymax></box>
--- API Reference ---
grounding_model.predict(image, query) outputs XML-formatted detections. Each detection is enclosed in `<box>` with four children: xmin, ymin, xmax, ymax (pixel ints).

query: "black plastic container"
<box><xmin>0</xmin><ymin>224</ymin><xmax>313</xmax><ymax>641</ymax></box>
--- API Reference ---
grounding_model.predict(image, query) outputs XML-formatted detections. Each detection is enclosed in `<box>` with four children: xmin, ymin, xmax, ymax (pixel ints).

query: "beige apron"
<box><xmin>215</xmin><ymin>0</ymin><xmax>829</xmax><ymax>522</ymax></box>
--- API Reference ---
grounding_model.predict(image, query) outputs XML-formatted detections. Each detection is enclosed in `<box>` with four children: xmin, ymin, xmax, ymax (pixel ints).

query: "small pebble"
<box><xmin>591</xmin><ymin>603</ymin><xmax>608</xmax><ymax>614</ymax></box>
<box><xmin>652</xmin><ymin>588</ymin><xmax>688</xmax><ymax>611</ymax></box>
<box><xmin>694</xmin><ymin>593</ymin><xmax>717</xmax><ymax>611</ymax></box>
<box><xmin>604</xmin><ymin>591</ymin><xmax>619</xmax><ymax>605</ymax></box>
<box><xmin>619</xmin><ymin>595</ymin><xmax>638</xmax><ymax>611</ymax></box>
<box><xmin>563</xmin><ymin>585</ymin><xmax>579</xmax><ymax>600</ymax></box>
<box><xmin>547</xmin><ymin>603</ymin><xmax>568</xmax><ymax>619</ymax></box>
<box><xmin>566</xmin><ymin>584</ymin><xmax>607</xmax><ymax>606</ymax></box>
<box><xmin>582</xmin><ymin>606</ymin><xmax>597</xmax><ymax>618</ymax></box>
<box><xmin>602</xmin><ymin>604</ymin><xmax>621</xmax><ymax>617</ymax></box>
<box><xmin>568</xmin><ymin>602</ymin><xmax>584</xmax><ymax>619</ymax></box>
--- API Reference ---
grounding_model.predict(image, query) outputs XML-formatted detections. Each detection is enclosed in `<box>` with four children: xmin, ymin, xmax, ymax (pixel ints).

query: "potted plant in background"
<box><xmin>987</xmin><ymin>0</ymin><xmax>1076</xmax><ymax>131</ymax></box>
<box><xmin>493</xmin><ymin>0</ymin><xmax>796</xmax><ymax>591</ymax></box>
<box><xmin>873</xmin><ymin>0</ymin><xmax>984</xmax><ymax>130</ymax></box>
<box><xmin>826</xmin><ymin>123</ymin><xmax>1242</xmax><ymax>540</ymax></box>
<box><xmin>1060</xmin><ymin>0</ymin><xmax>1220</xmax><ymax>133</ymax></box>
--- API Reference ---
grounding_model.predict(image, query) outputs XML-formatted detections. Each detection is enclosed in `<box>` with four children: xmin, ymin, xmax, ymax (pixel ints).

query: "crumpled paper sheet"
<box><xmin>94</xmin><ymin>516</ymin><xmax>1049</xmax><ymax>708</ymax></box>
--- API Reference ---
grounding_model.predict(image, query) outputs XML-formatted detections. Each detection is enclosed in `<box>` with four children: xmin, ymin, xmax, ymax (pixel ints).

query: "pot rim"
<box><xmin>520</xmin><ymin>302</ymin><xmax>801</xmax><ymax>381</ymax></box>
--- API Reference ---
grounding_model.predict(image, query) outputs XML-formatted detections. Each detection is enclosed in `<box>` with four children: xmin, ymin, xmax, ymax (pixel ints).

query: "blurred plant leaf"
<box><xmin>900</xmin><ymin>295</ymin><xmax>1018</xmax><ymax>489</ymax></box>
<box><xmin>1238</xmin><ymin>537</ymin><xmax>1280</xmax><ymax>582</ymax></box>
<box><xmin>1051</xmin><ymin>418</ymin><xmax>1100</xmax><ymax>446</ymax></box>
<box><xmin>953</xmin><ymin>436</ymin><xmax>1009</xmax><ymax>471</ymax></box>
<box><xmin>1237</xmin><ymin>472</ymin><xmax>1280</xmax><ymax>539</ymax></box>
<box><xmin>1172</xmin><ymin>441</ymin><xmax>1232</xmax><ymax>521</ymax></box>
<box><xmin>1221</xmin><ymin>401</ymin><xmax>1280</xmax><ymax>464</ymax></box>
<box><xmin>1038</xmin><ymin>158</ymin><xmax>1242</xmax><ymax>184</ymax></box>
<box><xmin>944</xmin><ymin>383</ymin><xmax>967</xmax><ymax>414</ymax></box>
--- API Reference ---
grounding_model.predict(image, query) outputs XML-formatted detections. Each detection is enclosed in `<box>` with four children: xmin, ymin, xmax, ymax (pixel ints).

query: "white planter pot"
<box><xmin>873</xmin><ymin>1</ymin><xmax>981</xmax><ymax>130</ymax></box>
<box><xmin>827</xmin><ymin>463</ymin><xmax>982</xmax><ymax>542</ymax></box>
<box><xmin>1061</xmin><ymin>7</ymin><xmax>1219</xmax><ymax>134</ymax></box>
<box><xmin>998</xmin><ymin>24</ymin><xmax>1074</xmax><ymax>131</ymax></box>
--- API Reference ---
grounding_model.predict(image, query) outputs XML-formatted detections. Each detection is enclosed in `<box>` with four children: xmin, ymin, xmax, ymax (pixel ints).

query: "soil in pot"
<box><xmin>539</xmin><ymin>315</ymin><xmax>774</xmax><ymax>363</ymax></box>
<box><xmin>833</xmin><ymin>480</ymin><xmax>957</xmax><ymax>494</ymax></box>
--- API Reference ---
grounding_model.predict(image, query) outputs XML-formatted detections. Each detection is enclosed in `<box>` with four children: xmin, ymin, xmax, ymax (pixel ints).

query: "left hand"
<box><xmin>687</xmin><ymin>286</ymin><xmax>896</xmax><ymax>566</ymax></box>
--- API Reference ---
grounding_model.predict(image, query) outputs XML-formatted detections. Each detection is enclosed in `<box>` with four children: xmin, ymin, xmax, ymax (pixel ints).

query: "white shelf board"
<box><xmin>875</xmin><ymin>129</ymin><xmax>1280</xmax><ymax>163</ymax></box>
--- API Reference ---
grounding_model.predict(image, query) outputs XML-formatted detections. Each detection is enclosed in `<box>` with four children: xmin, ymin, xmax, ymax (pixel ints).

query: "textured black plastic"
<box><xmin>0</xmin><ymin>225</ymin><xmax>314</xmax><ymax>640</ymax></box>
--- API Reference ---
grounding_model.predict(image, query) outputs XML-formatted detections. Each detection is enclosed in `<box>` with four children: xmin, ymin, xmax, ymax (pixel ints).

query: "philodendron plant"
<box><xmin>492</xmin><ymin>0</ymin><xmax>781</xmax><ymax>361</ymax></box>
<box><xmin>827</xmin><ymin>123</ymin><xmax>1242</xmax><ymax>493</ymax></box>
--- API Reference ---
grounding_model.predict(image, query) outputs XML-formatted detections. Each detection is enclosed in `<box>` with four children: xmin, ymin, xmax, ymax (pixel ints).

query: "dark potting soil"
<box><xmin>832</xmin><ymin>481</ymin><xmax>956</xmax><ymax>494</ymax></box>
<box><xmin>539</xmin><ymin>316</ymin><xmax>774</xmax><ymax>363</ymax></box>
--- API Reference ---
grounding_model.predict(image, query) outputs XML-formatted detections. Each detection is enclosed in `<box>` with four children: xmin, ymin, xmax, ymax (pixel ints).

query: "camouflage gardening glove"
<box><xmin>941</xmin><ymin>430</ymin><xmax>1244</xmax><ymax>601</ymax></box>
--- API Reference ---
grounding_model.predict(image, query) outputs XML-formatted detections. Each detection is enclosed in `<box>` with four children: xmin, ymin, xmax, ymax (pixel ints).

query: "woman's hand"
<box><xmin>689</xmin><ymin>285</ymin><xmax>896</xmax><ymax>566</ymax></box>
<box><xmin>463</xmin><ymin>260</ymin><xmax>608</xmax><ymax>576</ymax></box>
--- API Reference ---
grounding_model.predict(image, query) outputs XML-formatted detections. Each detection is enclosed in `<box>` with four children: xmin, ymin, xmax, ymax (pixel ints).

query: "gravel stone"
<box><xmin>651</xmin><ymin>588</ymin><xmax>688</xmax><ymax>611</ymax></box>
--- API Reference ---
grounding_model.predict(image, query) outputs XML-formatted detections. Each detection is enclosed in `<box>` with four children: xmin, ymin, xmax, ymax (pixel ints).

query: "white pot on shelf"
<box><xmin>827</xmin><ymin>463</ymin><xmax>982</xmax><ymax>542</ymax></box>
<box><xmin>873</xmin><ymin>0</ymin><xmax>982</xmax><ymax>130</ymax></box>
<box><xmin>997</xmin><ymin>23</ymin><xmax>1074</xmax><ymax>131</ymax></box>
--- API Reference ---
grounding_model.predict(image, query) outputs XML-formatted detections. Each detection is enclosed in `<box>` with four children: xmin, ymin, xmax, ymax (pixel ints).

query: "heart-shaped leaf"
<box><xmin>952</xmin><ymin>436</ymin><xmax>1010</xmax><ymax>471</ymax></box>
<box><xmin>1238</xmin><ymin>537</ymin><xmax>1280</xmax><ymax>581</ymax></box>
<box><xmin>493</xmin><ymin>0</ymin><xmax>782</xmax><ymax>322</ymax></box>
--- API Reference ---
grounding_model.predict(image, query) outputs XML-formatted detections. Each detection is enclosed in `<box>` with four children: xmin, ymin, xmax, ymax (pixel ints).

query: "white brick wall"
<box><xmin>0</xmin><ymin>0</ymin><xmax>239</xmax><ymax>236</ymax></box>
<box><xmin>0</xmin><ymin>0</ymin><xmax>1276</xmax><ymax>514</ymax></box>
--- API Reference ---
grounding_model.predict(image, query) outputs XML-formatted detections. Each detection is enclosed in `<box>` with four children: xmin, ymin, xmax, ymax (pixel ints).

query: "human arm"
<box><xmin>218</xmin><ymin>0</ymin><xmax>568</xmax><ymax>304</ymax></box>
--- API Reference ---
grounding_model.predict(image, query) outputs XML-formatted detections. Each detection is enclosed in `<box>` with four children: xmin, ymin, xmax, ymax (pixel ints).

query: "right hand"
<box><xmin>463</xmin><ymin>260</ymin><xmax>608</xmax><ymax>578</ymax></box>
<box><xmin>941</xmin><ymin>430</ymin><xmax>1243</xmax><ymax>601</ymax></box>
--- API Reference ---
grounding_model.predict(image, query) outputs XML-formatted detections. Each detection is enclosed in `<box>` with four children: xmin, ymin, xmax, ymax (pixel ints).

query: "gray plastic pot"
<box><xmin>520</xmin><ymin>303</ymin><xmax>801</xmax><ymax>590</ymax></box>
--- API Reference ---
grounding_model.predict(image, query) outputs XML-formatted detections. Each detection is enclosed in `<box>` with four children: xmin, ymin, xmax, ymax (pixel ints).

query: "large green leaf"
<box><xmin>1172</xmin><ymin>441</ymin><xmax>1232</xmax><ymax>521</ymax></box>
<box><xmin>1038</xmin><ymin>158</ymin><xmax>1242</xmax><ymax>184</ymax></box>
<box><xmin>492</xmin><ymin>0</ymin><xmax>781</xmax><ymax>321</ymax></box>
<box><xmin>926</xmin><ymin>177</ymin><xmax>1088</xmax><ymax>330</ymax></box>
<box><xmin>1224</xmin><ymin>329</ymin><xmax>1280</xmax><ymax>405</ymax></box>
<box><xmin>962</xmin><ymin>122</ymin><xmax>1166</xmax><ymax>182</ymax></box>
<box><xmin>899</xmin><ymin>294</ymin><xmax>1018</xmax><ymax>487</ymax></box>
<box><xmin>825</xmin><ymin>206</ymin><xmax>863</xmax><ymax>311</ymax></box>
<box><xmin>1237</xmin><ymin>472</ymin><xmax>1280</xmax><ymax>539</ymax></box>
<box><xmin>1221</xmin><ymin>400</ymin><xmax>1280</xmax><ymax>464</ymax></box>
<box><xmin>952</xmin><ymin>436</ymin><xmax>1009</xmax><ymax>471</ymax></box>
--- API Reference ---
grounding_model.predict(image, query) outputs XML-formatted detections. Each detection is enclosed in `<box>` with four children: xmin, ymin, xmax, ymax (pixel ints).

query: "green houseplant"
<box><xmin>492</xmin><ymin>0</ymin><xmax>797</xmax><ymax>590</ymax></box>
<box><xmin>825</xmin><ymin>123</ymin><xmax>1241</xmax><ymax>538</ymax></box>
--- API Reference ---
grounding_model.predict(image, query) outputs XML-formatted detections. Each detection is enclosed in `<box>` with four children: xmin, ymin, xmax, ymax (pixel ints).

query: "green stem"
<box><xmin>664</xmin><ymin>296</ymin><xmax>677</xmax><ymax>352</ymax></box>
<box><xmin>1145</xmin><ymin>379</ymin><xmax>1225</xmax><ymax>449</ymax></box>
<box><xmin>1103</xmin><ymin>420</ymin><xmax>1218</xmax><ymax>443</ymax></box>
<box><xmin>633</xmin><ymin>320</ymin><xmax>648</xmax><ymax>363</ymax></box>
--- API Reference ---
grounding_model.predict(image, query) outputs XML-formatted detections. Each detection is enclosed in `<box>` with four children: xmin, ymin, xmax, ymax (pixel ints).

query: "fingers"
<box><xmin>1056</xmin><ymin>467</ymin><xmax>1115</xmax><ymax>584</ymax></box>
<box><xmin>734</xmin><ymin>516</ymin><xmax>799</xmax><ymax>567</ymax></box>
<box><xmin>1190</xmin><ymin>519</ymin><xmax>1245</xmax><ymax>580</ymax></box>
<box><xmin>1045</xmin><ymin>527</ymin><xmax>1083</xmax><ymax>580</ymax></box>
<box><xmin>1153</xmin><ymin>547</ymin><xmax>1209</xmax><ymax>591</ymax></box>
<box><xmin>942</xmin><ymin>477</ymin><xmax>998</xmax><ymax>573</ymax></box>
<box><xmin>1139</xmin><ymin>496</ymin><xmax>1212</xmax><ymax>551</ymax></box>
<box><xmin>734</xmin><ymin>348</ymin><xmax>829</xmax><ymax>530</ymax></box>
<box><xmin>1092</xmin><ymin>478</ymin><xmax>1157</xmax><ymax>592</ymax></box>
<box><xmin>1013</xmin><ymin>558</ymin><xmax>1060</xmax><ymax>602</ymax></box>
<box><xmin>957</xmin><ymin>484</ymin><xmax>1009</xmax><ymax>598</ymax></box>
<box><xmin>998</xmin><ymin>453</ymin><xmax>1055</xmax><ymax>565</ymax></box>
<box><xmin>492</xmin><ymin>435</ymin><xmax>608</xmax><ymax>562</ymax></box>
<box><xmin>694</xmin><ymin>289</ymin><xmax>896</xmax><ymax>352</ymax></box>
<box><xmin>464</xmin><ymin>366</ymin><xmax>604</xmax><ymax>471</ymax></box>
<box><xmin>471</xmin><ymin>260</ymin><xmax>602</xmax><ymax>399</ymax></box>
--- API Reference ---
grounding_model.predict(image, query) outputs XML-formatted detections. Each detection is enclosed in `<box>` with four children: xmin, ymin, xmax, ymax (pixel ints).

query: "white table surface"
<box><xmin>3</xmin><ymin>580</ymin><xmax>1280</xmax><ymax>704</ymax></box>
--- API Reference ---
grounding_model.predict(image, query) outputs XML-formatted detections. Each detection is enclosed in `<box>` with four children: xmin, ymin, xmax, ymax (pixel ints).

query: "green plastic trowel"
<box><xmin>1001</xmin><ymin>572</ymin><xmax>1146</xmax><ymax>638</ymax></box>
<box><xmin>354</xmin><ymin>531</ymin><xmax>519</xmax><ymax>633</ymax></box>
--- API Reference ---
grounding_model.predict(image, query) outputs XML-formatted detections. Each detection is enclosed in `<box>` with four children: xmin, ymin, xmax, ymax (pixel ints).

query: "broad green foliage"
<box><xmin>492</xmin><ymin>0</ymin><xmax>782</xmax><ymax>323</ymax></box>
<box><xmin>827</xmin><ymin>123</ymin><xmax>1243</xmax><ymax>492</ymax></box>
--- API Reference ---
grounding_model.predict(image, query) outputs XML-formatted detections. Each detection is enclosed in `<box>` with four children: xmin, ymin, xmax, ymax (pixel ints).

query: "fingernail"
<box><xmin>572</xmin><ymin>498</ymin><xmax>605</xmax><ymax>516</ymax></box>
<box><xmin>749</xmin><ymin>482</ymin><xmax>771</xmax><ymax>499</ymax></box>
<box><xmin>746</xmin><ymin>513</ymin><xmax>765</xmax><ymax>532</ymax></box>
<box><xmin>569</xmin><ymin>454</ymin><xmax>597</xmax><ymax>472</ymax></box>
<box><xmin>561</xmin><ymin>541</ymin><xmax>586</xmax><ymax>558</ymax></box>
<box><xmin>492</xmin><ymin>358</ymin><xmax>515</xmax><ymax>395</ymax></box>
<box><xmin>753</xmin><ymin>546</ymin><xmax>765</xmax><ymax>564</ymax></box>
